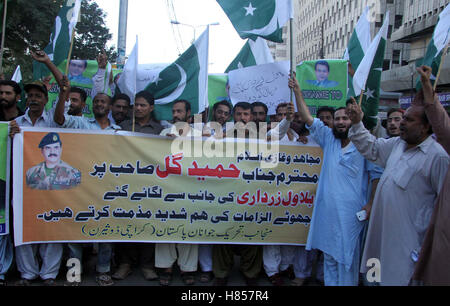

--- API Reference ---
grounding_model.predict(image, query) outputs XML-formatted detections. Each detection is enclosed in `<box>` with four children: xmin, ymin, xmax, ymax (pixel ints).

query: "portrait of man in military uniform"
<box><xmin>26</xmin><ymin>132</ymin><xmax>81</xmax><ymax>190</ymax></box>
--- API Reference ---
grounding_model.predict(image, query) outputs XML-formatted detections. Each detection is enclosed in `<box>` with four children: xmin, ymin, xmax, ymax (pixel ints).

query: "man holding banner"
<box><xmin>13</xmin><ymin>73</ymin><xmax>69</xmax><ymax>287</ymax></box>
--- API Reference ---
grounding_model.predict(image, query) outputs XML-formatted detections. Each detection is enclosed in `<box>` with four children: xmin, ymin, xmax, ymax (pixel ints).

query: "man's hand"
<box><xmin>31</xmin><ymin>50</ymin><xmax>51</xmax><ymax>64</ymax></box>
<box><xmin>348</xmin><ymin>62</ymin><xmax>355</xmax><ymax>77</ymax></box>
<box><xmin>297</xmin><ymin>135</ymin><xmax>309</xmax><ymax>144</ymax></box>
<box><xmin>346</xmin><ymin>97</ymin><xmax>364</xmax><ymax>125</ymax></box>
<box><xmin>361</xmin><ymin>203</ymin><xmax>372</xmax><ymax>221</ymax></box>
<box><xmin>9</xmin><ymin>120</ymin><xmax>20</xmax><ymax>138</ymax></box>
<box><xmin>288</xmin><ymin>73</ymin><xmax>300</xmax><ymax>93</ymax></box>
<box><xmin>286</xmin><ymin>102</ymin><xmax>295</xmax><ymax>122</ymax></box>
<box><xmin>416</xmin><ymin>65</ymin><xmax>435</xmax><ymax>105</ymax></box>
<box><xmin>60</xmin><ymin>75</ymin><xmax>71</xmax><ymax>93</ymax></box>
<box><xmin>97</xmin><ymin>49</ymin><xmax>108</xmax><ymax>69</ymax></box>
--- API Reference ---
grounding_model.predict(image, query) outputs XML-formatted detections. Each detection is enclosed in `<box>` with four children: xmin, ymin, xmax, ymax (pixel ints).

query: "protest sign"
<box><xmin>0</xmin><ymin>122</ymin><xmax>10</xmax><ymax>235</ymax></box>
<box><xmin>296</xmin><ymin>59</ymin><xmax>348</xmax><ymax>116</ymax></box>
<box><xmin>228</xmin><ymin>61</ymin><xmax>293</xmax><ymax>115</ymax></box>
<box><xmin>13</xmin><ymin>128</ymin><xmax>323</xmax><ymax>246</ymax></box>
<box><xmin>45</xmin><ymin>60</ymin><xmax>122</xmax><ymax>118</ymax></box>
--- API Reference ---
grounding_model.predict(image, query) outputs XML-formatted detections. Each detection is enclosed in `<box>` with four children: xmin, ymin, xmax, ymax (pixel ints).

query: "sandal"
<box><xmin>200</xmin><ymin>271</ymin><xmax>213</xmax><ymax>283</ymax></box>
<box><xmin>159</xmin><ymin>271</ymin><xmax>172</xmax><ymax>286</ymax></box>
<box><xmin>181</xmin><ymin>272</ymin><xmax>196</xmax><ymax>286</ymax></box>
<box><xmin>96</xmin><ymin>273</ymin><xmax>114</xmax><ymax>286</ymax></box>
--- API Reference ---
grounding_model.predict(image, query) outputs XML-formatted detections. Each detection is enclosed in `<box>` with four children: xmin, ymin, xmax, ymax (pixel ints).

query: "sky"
<box><xmin>94</xmin><ymin>0</ymin><xmax>246</xmax><ymax>73</ymax></box>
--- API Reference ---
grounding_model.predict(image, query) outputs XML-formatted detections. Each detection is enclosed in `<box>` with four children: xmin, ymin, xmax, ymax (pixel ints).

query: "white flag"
<box><xmin>353</xmin><ymin>11</ymin><xmax>390</xmax><ymax>96</ymax></box>
<box><xmin>118</xmin><ymin>37</ymin><xmax>139</xmax><ymax>104</ymax></box>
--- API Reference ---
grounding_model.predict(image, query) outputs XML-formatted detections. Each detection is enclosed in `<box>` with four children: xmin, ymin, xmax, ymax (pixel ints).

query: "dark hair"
<box><xmin>174</xmin><ymin>99</ymin><xmax>191</xmax><ymax>113</ymax></box>
<box><xmin>112</xmin><ymin>93</ymin><xmax>131</xmax><ymax>106</ymax></box>
<box><xmin>135</xmin><ymin>91</ymin><xmax>155</xmax><ymax>106</ymax></box>
<box><xmin>387</xmin><ymin>108</ymin><xmax>405</xmax><ymax>118</ymax></box>
<box><xmin>69</xmin><ymin>87</ymin><xmax>87</xmax><ymax>102</ymax></box>
<box><xmin>315</xmin><ymin>60</ymin><xmax>330</xmax><ymax>71</ymax></box>
<box><xmin>233</xmin><ymin>102</ymin><xmax>252</xmax><ymax>113</ymax></box>
<box><xmin>213</xmin><ymin>100</ymin><xmax>232</xmax><ymax>113</ymax></box>
<box><xmin>70</xmin><ymin>59</ymin><xmax>88</xmax><ymax>68</ymax></box>
<box><xmin>0</xmin><ymin>80</ymin><xmax>21</xmax><ymax>95</ymax></box>
<box><xmin>276</xmin><ymin>103</ymin><xmax>289</xmax><ymax>113</ymax></box>
<box><xmin>251</xmin><ymin>101</ymin><xmax>268</xmax><ymax>114</ymax></box>
<box><xmin>317</xmin><ymin>106</ymin><xmax>335</xmax><ymax>118</ymax></box>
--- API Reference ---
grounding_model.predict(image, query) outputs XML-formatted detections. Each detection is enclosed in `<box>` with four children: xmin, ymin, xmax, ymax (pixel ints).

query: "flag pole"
<box><xmin>359</xmin><ymin>90</ymin><xmax>364</xmax><ymax>107</ymax></box>
<box><xmin>289</xmin><ymin>18</ymin><xmax>294</xmax><ymax>102</ymax></box>
<box><xmin>132</xmin><ymin>105</ymin><xmax>136</xmax><ymax>132</ymax></box>
<box><xmin>65</xmin><ymin>28</ymin><xmax>77</xmax><ymax>76</ymax></box>
<box><xmin>433</xmin><ymin>44</ymin><xmax>449</xmax><ymax>91</ymax></box>
<box><xmin>0</xmin><ymin>0</ymin><xmax>8</xmax><ymax>75</ymax></box>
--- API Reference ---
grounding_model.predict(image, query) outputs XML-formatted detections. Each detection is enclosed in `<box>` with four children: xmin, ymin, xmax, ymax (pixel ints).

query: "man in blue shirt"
<box><xmin>289</xmin><ymin>75</ymin><xmax>381</xmax><ymax>286</ymax></box>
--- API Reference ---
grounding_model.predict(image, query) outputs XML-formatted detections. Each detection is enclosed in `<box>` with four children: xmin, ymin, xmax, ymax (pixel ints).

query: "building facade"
<box><xmin>269</xmin><ymin>0</ymin><xmax>449</xmax><ymax>110</ymax></box>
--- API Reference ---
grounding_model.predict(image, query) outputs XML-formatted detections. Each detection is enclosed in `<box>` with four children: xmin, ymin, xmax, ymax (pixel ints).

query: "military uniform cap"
<box><xmin>39</xmin><ymin>132</ymin><xmax>62</xmax><ymax>148</ymax></box>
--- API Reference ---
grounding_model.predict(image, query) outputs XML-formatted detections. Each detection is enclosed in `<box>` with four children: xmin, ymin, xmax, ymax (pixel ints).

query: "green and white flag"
<box><xmin>33</xmin><ymin>0</ymin><xmax>82</xmax><ymax>80</ymax></box>
<box><xmin>417</xmin><ymin>3</ymin><xmax>450</xmax><ymax>89</ymax></box>
<box><xmin>344</xmin><ymin>6</ymin><xmax>371</xmax><ymax>98</ymax></box>
<box><xmin>144</xmin><ymin>27</ymin><xmax>209</xmax><ymax>121</ymax></box>
<box><xmin>217</xmin><ymin>0</ymin><xmax>293</xmax><ymax>43</ymax></box>
<box><xmin>354</xmin><ymin>11</ymin><xmax>389</xmax><ymax>130</ymax></box>
<box><xmin>354</xmin><ymin>11</ymin><xmax>389</xmax><ymax>95</ymax></box>
<box><xmin>225</xmin><ymin>37</ymin><xmax>274</xmax><ymax>73</ymax></box>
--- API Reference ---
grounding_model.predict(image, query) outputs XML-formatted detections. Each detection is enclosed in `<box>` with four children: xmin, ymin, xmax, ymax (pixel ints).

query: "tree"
<box><xmin>72</xmin><ymin>1</ymin><xmax>117</xmax><ymax>62</ymax></box>
<box><xmin>1</xmin><ymin>0</ymin><xmax>116</xmax><ymax>83</ymax></box>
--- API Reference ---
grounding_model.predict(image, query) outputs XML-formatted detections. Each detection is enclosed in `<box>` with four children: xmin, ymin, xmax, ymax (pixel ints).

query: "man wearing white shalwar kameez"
<box><xmin>347</xmin><ymin>99</ymin><xmax>449</xmax><ymax>286</ymax></box>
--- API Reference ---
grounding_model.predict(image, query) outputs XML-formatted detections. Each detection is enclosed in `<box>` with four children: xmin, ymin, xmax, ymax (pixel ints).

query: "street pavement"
<box><xmin>3</xmin><ymin>249</ymin><xmax>323</xmax><ymax>287</ymax></box>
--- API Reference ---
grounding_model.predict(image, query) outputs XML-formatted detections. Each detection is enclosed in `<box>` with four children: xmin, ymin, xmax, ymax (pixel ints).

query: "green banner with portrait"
<box><xmin>45</xmin><ymin>60</ymin><xmax>122</xmax><ymax>119</ymax></box>
<box><xmin>296</xmin><ymin>59</ymin><xmax>348</xmax><ymax>116</ymax></box>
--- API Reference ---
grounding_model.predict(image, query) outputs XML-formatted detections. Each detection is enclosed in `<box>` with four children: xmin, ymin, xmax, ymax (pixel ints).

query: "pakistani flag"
<box><xmin>417</xmin><ymin>3</ymin><xmax>450</xmax><ymax>89</ymax></box>
<box><xmin>354</xmin><ymin>11</ymin><xmax>389</xmax><ymax>130</ymax></box>
<box><xmin>217</xmin><ymin>0</ymin><xmax>293</xmax><ymax>43</ymax></box>
<box><xmin>225</xmin><ymin>37</ymin><xmax>274</xmax><ymax>73</ymax></box>
<box><xmin>33</xmin><ymin>0</ymin><xmax>82</xmax><ymax>80</ymax></box>
<box><xmin>145</xmin><ymin>27</ymin><xmax>209</xmax><ymax>121</ymax></box>
<box><xmin>344</xmin><ymin>6</ymin><xmax>371</xmax><ymax>98</ymax></box>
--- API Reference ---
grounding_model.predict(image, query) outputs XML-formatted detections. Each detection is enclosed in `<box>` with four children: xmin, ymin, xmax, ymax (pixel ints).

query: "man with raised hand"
<box><xmin>346</xmin><ymin>68</ymin><xmax>449</xmax><ymax>286</ymax></box>
<box><xmin>289</xmin><ymin>74</ymin><xmax>381</xmax><ymax>286</ymax></box>
<box><xmin>54</xmin><ymin>77</ymin><xmax>121</xmax><ymax>287</ymax></box>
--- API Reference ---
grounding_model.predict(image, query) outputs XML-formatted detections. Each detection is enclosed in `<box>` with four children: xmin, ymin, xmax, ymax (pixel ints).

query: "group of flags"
<box><xmin>4</xmin><ymin>0</ymin><xmax>450</xmax><ymax>124</ymax></box>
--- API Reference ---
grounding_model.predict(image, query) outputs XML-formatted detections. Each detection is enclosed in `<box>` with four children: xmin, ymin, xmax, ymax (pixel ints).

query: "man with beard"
<box><xmin>160</xmin><ymin>100</ymin><xmax>202</xmax><ymax>137</ymax></box>
<box><xmin>0</xmin><ymin>80</ymin><xmax>24</xmax><ymax>286</ymax></box>
<box><xmin>0</xmin><ymin>80</ymin><xmax>24</xmax><ymax>121</ymax></box>
<box><xmin>54</xmin><ymin>78</ymin><xmax>120</xmax><ymax>287</ymax></box>
<box><xmin>289</xmin><ymin>75</ymin><xmax>382</xmax><ymax>286</ymax></box>
<box><xmin>67</xmin><ymin>87</ymin><xmax>87</xmax><ymax>117</ymax></box>
<box><xmin>110</xmin><ymin>94</ymin><xmax>131</xmax><ymax>125</ymax></box>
